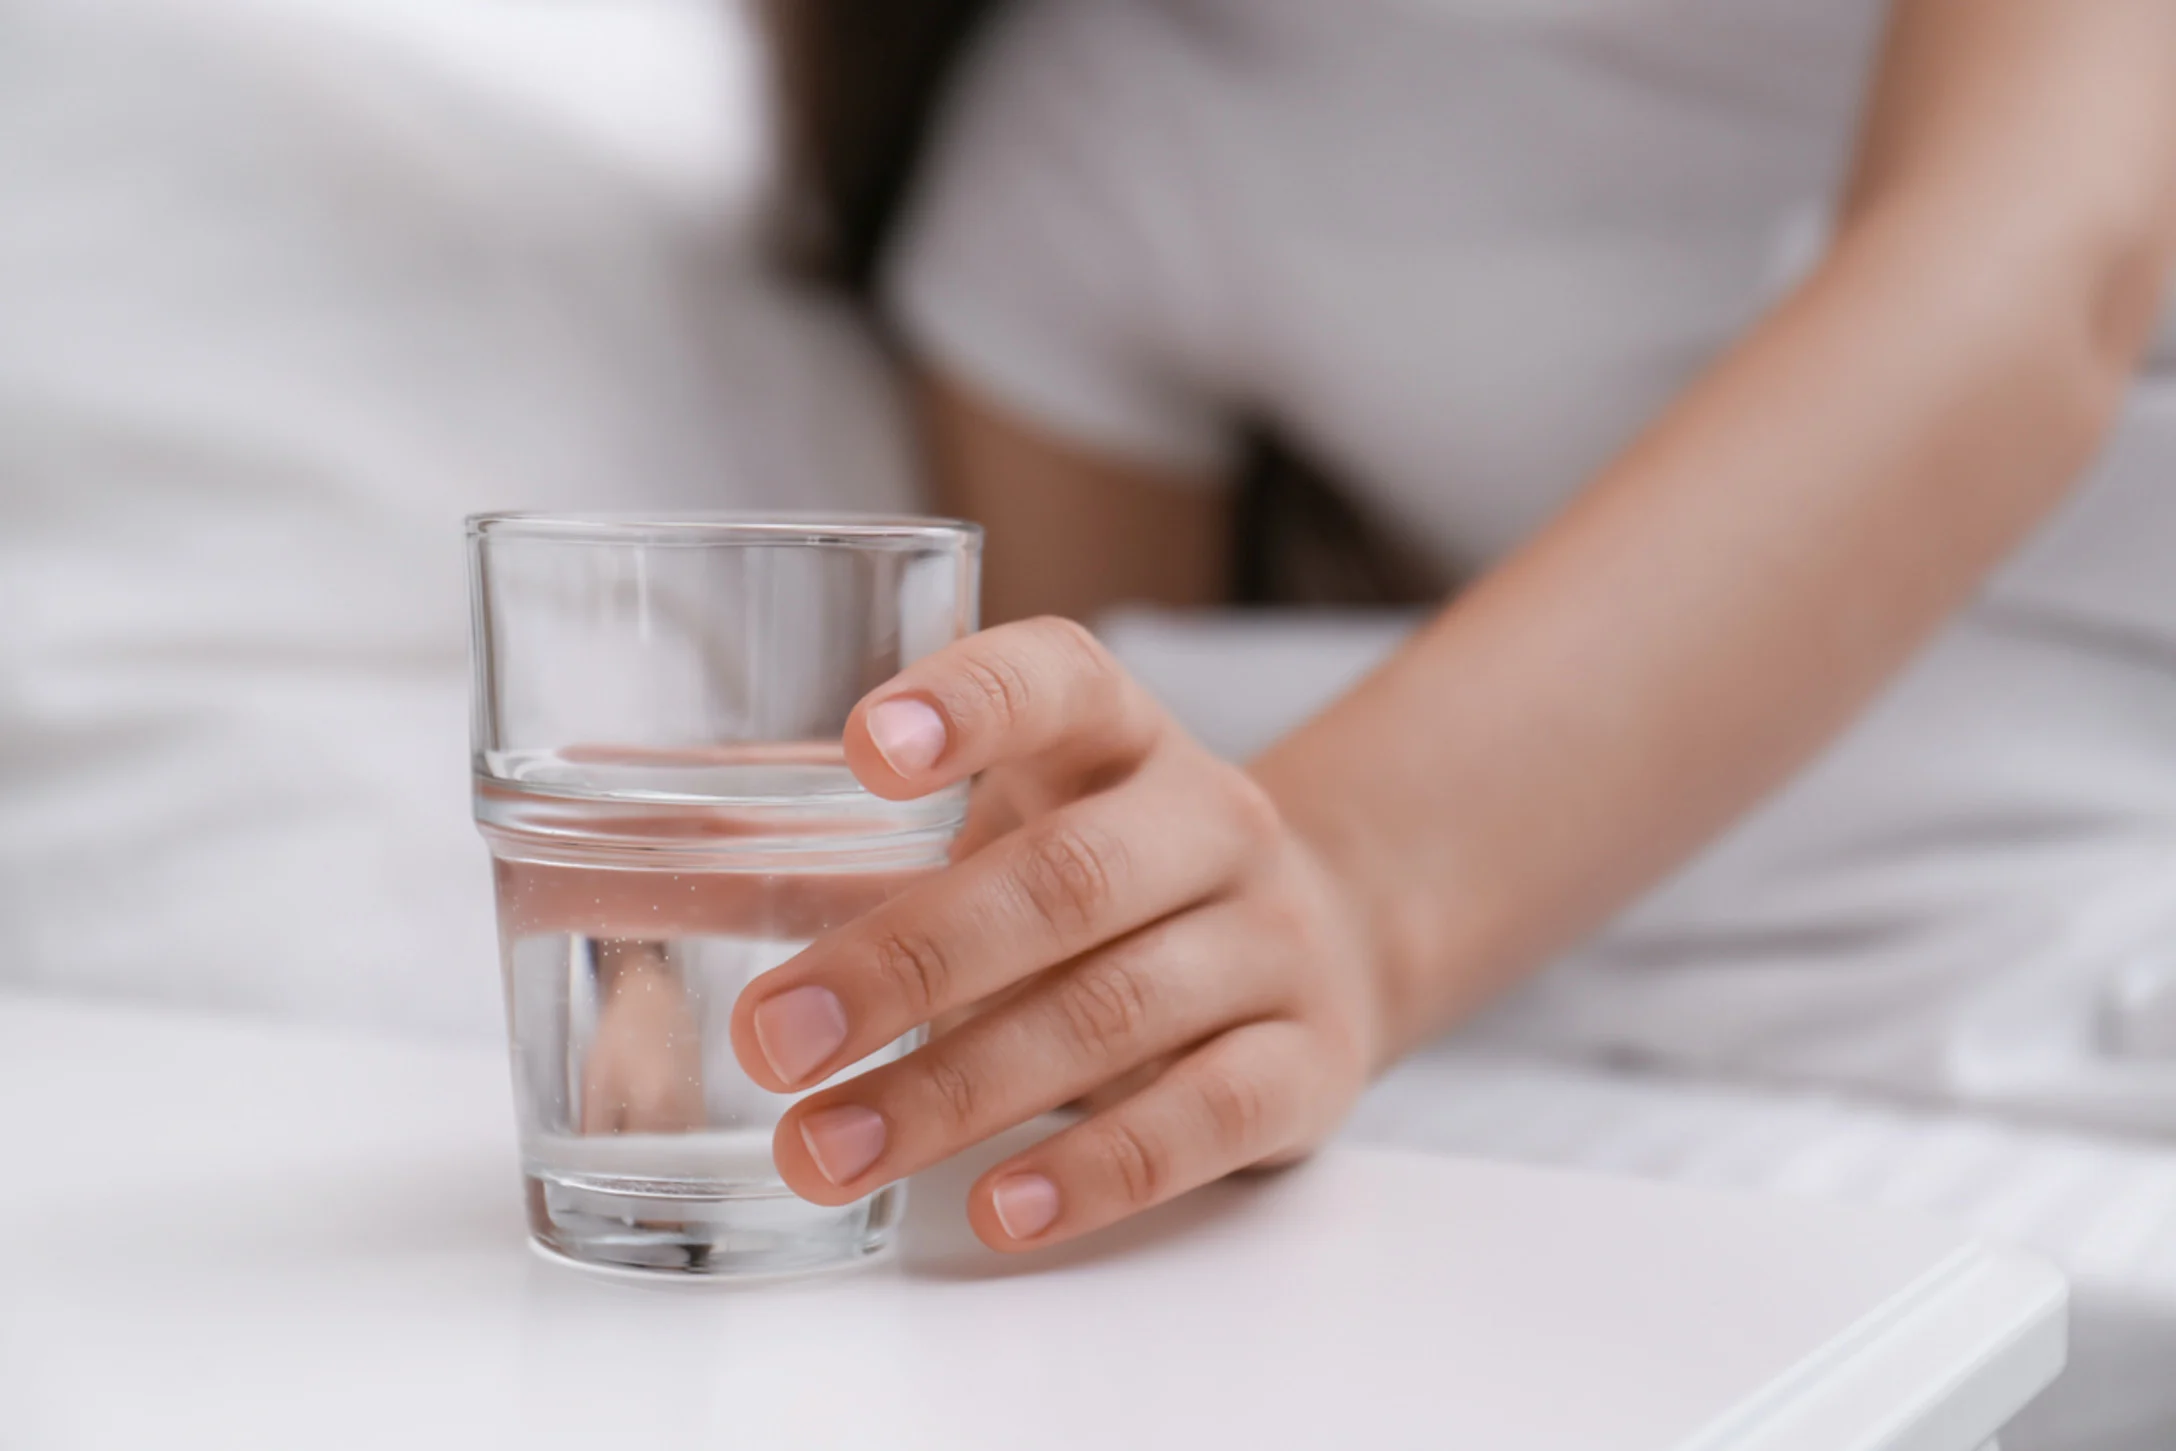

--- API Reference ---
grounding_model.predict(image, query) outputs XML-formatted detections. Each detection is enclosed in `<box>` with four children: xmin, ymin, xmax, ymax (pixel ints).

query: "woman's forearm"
<box><xmin>1253</xmin><ymin>0</ymin><xmax>2176</xmax><ymax>1063</ymax></box>
<box><xmin>1261</xmin><ymin>217</ymin><xmax>2171</xmax><ymax>1062</ymax></box>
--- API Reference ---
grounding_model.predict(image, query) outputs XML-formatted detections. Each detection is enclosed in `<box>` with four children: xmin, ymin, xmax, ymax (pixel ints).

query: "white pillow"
<box><xmin>0</xmin><ymin>0</ymin><xmax>912</xmax><ymax>1037</ymax></box>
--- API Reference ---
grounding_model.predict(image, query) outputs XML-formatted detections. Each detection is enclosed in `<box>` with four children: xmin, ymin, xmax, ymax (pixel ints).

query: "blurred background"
<box><xmin>1</xmin><ymin>0</ymin><xmax>916</xmax><ymax>1035</ymax></box>
<box><xmin>6</xmin><ymin>4</ymin><xmax>2176</xmax><ymax>1446</ymax></box>
<box><xmin>0</xmin><ymin>0</ymin><xmax>1404</xmax><ymax>1037</ymax></box>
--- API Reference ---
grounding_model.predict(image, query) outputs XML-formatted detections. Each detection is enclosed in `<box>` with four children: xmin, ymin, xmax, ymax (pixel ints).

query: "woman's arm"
<box><xmin>1259</xmin><ymin>0</ymin><xmax>2176</xmax><ymax>1058</ymax></box>
<box><xmin>725</xmin><ymin>0</ymin><xmax>2176</xmax><ymax>1253</ymax></box>
<box><xmin>920</xmin><ymin>371</ymin><xmax>1230</xmax><ymax>624</ymax></box>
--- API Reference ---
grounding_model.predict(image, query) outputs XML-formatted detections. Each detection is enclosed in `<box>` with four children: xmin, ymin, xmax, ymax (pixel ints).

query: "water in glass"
<box><xmin>476</xmin><ymin>744</ymin><xmax>964</xmax><ymax>1274</ymax></box>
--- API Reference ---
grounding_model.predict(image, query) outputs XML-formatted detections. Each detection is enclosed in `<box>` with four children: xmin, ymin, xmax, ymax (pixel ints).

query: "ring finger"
<box><xmin>729</xmin><ymin>749</ymin><xmax>1265</xmax><ymax>1093</ymax></box>
<box><xmin>769</xmin><ymin>901</ymin><xmax>1292</xmax><ymax>1204</ymax></box>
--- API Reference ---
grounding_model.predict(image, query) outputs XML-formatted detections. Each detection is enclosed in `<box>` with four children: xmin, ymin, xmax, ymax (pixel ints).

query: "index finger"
<box><xmin>845</xmin><ymin>616</ymin><xmax>1168</xmax><ymax>800</ymax></box>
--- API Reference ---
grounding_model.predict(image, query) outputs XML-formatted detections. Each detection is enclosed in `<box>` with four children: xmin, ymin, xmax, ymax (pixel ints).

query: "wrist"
<box><xmin>1249</xmin><ymin>755</ymin><xmax>1436</xmax><ymax>1076</ymax></box>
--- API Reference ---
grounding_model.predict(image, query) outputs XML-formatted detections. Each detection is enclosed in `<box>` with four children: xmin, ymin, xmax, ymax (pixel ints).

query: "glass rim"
<box><xmin>465</xmin><ymin>510</ymin><xmax>982</xmax><ymax>549</ymax></box>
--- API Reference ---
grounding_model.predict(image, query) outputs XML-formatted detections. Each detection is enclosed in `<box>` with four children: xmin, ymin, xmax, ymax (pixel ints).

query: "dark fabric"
<box><xmin>1233</xmin><ymin>430</ymin><xmax>1451</xmax><ymax>607</ymax></box>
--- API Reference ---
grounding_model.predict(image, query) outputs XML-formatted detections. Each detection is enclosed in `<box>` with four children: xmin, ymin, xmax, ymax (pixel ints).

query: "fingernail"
<box><xmin>867</xmin><ymin>697</ymin><xmax>947</xmax><ymax>776</ymax></box>
<box><xmin>799</xmin><ymin>1105</ymin><xmax>887</xmax><ymax>1186</ymax></box>
<box><xmin>990</xmin><ymin>1174</ymin><xmax>1061</xmax><ymax>1241</ymax></box>
<box><xmin>751</xmin><ymin>984</ymin><xmax>849</xmax><ymax>1084</ymax></box>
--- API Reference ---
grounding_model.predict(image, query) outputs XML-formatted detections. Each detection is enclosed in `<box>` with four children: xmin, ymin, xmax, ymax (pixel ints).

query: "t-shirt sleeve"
<box><xmin>881</xmin><ymin>0</ymin><xmax>1239</xmax><ymax>479</ymax></box>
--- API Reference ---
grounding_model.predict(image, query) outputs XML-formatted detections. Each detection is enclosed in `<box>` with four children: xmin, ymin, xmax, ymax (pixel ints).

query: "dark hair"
<box><xmin>761</xmin><ymin>0</ymin><xmax>1002</xmax><ymax>295</ymax></box>
<box><xmin>759</xmin><ymin>1</ymin><xmax>1446</xmax><ymax>606</ymax></box>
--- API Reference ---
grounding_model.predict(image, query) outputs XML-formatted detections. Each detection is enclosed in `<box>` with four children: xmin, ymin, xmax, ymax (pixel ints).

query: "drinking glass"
<box><xmin>467</xmin><ymin>512</ymin><xmax>980</xmax><ymax>1275</ymax></box>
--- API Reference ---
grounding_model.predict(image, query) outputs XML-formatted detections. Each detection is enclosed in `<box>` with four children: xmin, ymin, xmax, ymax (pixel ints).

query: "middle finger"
<box><xmin>729</xmin><ymin>750</ymin><xmax>1259</xmax><ymax>1092</ymax></box>
<box><xmin>772</xmin><ymin>899</ymin><xmax>1292</xmax><ymax>1204</ymax></box>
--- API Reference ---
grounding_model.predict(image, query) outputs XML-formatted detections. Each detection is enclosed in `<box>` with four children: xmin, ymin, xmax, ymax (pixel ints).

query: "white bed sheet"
<box><xmin>1111</xmin><ymin>608</ymin><xmax>2176</xmax><ymax>1450</ymax></box>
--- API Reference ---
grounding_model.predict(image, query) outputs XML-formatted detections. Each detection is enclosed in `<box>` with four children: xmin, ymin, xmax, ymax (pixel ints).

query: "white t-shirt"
<box><xmin>0</xmin><ymin>0</ymin><xmax>912</xmax><ymax>1036</ymax></box>
<box><xmin>888</xmin><ymin>0</ymin><xmax>2176</xmax><ymax>1121</ymax></box>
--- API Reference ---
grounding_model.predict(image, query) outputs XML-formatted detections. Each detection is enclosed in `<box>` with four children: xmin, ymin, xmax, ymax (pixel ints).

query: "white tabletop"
<box><xmin>0</xmin><ymin>993</ymin><xmax>2064</xmax><ymax>1450</ymax></box>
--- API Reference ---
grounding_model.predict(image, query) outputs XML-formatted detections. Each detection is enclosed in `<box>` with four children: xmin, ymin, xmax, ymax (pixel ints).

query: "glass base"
<box><xmin>524</xmin><ymin>1170</ymin><xmax>905</xmax><ymax>1277</ymax></box>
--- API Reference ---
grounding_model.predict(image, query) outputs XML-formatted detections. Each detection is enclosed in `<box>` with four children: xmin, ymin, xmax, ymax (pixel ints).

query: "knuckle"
<box><xmin>869</xmin><ymin>927</ymin><xmax>954</xmax><ymax>1018</ymax></box>
<box><xmin>957</xmin><ymin>647</ymin><xmax>1037</xmax><ymax>732</ymax></box>
<box><xmin>1192</xmin><ymin>1061</ymin><xmax>1271</xmax><ymax>1152</ymax></box>
<box><xmin>1058</xmin><ymin>954</ymin><xmax>1158</xmax><ymax>1060</ymax></box>
<box><xmin>1088</xmin><ymin>1118</ymin><xmax>1170</xmax><ymax>1209</ymax></box>
<box><xmin>1217</xmin><ymin>768</ymin><xmax>1285</xmax><ymax>850</ymax></box>
<box><xmin>1015</xmin><ymin>822</ymin><xmax>1125</xmax><ymax>936</ymax></box>
<box><xmin>1257</xmin><ymin>892</ymin><xmax>1316</xmax><ymax>952</ymax></box>
<box><xmin>1029</xmin><ymin>615</ymin><xmax>1111</xmax><ymax>677</ymax></box>
<box><xmin>1037</xmin><ymin>616</ymin><xmax>1144</xmax><ymax>736</ymax></box>
<box><xmin>920</xmin><ymin>1052</ymin><xmax>983</xmax><ymax>1133</ymax></box>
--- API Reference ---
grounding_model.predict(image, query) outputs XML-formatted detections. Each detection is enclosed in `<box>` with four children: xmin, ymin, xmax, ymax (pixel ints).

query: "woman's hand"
<box><xmin>728</xmin><ymin>617</ymin><xmax>1384</xmax><ymax>1252</ymax></box>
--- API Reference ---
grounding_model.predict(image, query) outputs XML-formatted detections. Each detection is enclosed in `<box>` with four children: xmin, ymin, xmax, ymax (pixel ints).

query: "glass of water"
<box><xmin>467</xmin><ymin>513</ymin><xmax>980</xmax><ymax>1276</ymax></box>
